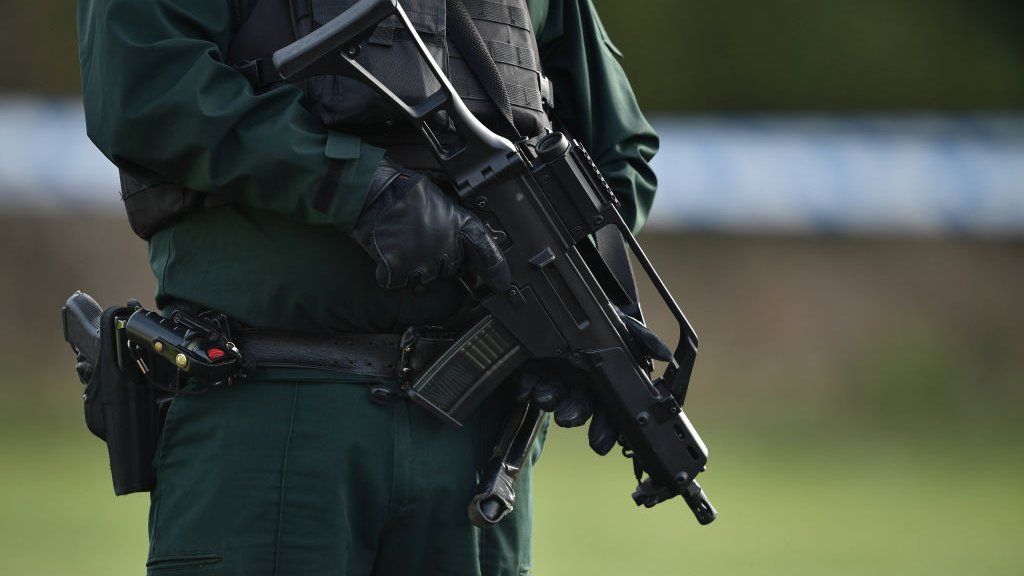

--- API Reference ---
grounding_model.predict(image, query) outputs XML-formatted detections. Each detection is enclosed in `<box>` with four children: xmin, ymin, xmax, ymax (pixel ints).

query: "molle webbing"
<box><xmin>448</xmin><ymin>0</ymin><xmax>549</xmax><ymax>130</ymax></box>
<box><xmin>445</xmin><ymin>0</ymin><xmax>520</xmax><ymax>139</ymax></box>
<box><xmin>286</xmin><ymin>0</ymin><xmax>551</xmax><ymax>138</ymax></box>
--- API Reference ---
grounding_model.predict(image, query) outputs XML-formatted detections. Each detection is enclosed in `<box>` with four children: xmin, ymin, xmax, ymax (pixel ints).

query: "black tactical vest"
<box><xmin>120</xmin><ymin>0</ymin><xmax>552</xmax><ymax>239</ymax></box>
<box><xmin>288</xmin><ymin>0</ymin><xmax>552</xmax><ymax>140</ymax></box>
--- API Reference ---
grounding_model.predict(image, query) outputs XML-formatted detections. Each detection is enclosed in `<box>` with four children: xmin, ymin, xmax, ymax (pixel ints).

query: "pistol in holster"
<box><xmin>61</xmin><ymin>291</ymin><xmax>241</xmax><ymax>495</ymax></box>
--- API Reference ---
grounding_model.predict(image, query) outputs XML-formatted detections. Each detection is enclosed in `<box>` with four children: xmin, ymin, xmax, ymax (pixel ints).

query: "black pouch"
<box><xmin>83</xmin><ymin>305</ymin><xmax>162</xmax><ymax>495</ymax></box>
<box><xmin>119</xmin><ymin>170</ymin><xmax>207</xmax><ymax>240</ymax></box>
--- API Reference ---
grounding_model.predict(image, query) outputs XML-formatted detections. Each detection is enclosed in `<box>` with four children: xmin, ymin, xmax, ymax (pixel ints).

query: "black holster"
<box><xmin>83</xmin><ymin>306</ymin><xmax>163</xmax><ymax>495</ymax></box>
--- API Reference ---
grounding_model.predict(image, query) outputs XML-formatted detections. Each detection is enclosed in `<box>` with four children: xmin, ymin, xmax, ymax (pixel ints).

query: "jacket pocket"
<box><xmin>147</xmin><ymin>552</ymin><xmax>222</xmax><ymax>573</ymax></box>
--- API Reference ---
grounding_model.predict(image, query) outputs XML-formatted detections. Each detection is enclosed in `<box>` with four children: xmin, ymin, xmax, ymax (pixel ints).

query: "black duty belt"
<box><xmin>233</xmin><ymin>328</ymin><xmax>457</xmax><ymax>383</ymax></box>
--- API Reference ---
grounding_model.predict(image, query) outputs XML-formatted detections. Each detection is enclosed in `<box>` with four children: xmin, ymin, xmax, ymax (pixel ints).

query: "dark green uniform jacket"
<box><xmin>78</xmin><ymin>0</ymin><xmax>658</xmax><ymax>333</ymax></box>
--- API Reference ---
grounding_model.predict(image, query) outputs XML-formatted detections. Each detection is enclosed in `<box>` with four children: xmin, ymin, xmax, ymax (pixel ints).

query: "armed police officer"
<box><xmin>77</xmin><ymin>0</ymin><xmax>657</xmax><ymax>573</ymax></box>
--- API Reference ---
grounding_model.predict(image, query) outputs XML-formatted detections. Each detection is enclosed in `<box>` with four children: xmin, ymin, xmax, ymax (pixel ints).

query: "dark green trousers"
<box><xmin>147</xmin><ymin>371</ymin><xmax>542</xmax><ymax>575</ymax></box>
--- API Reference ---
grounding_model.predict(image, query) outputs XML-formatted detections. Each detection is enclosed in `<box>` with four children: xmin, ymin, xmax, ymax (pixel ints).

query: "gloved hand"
<box><xmin>352</xmin><ymin>157</ymin><xmax>511</xmax><ymax>291</ymax></box>
<box><xmin>516</xmin><ymin>364</ymin><xmax>620</xmax><ymax>455</ymax></box>
<box><xmin>517</xmin><ymin>306</ymin><xmax>673</xmax><ymax>456</ymax></box>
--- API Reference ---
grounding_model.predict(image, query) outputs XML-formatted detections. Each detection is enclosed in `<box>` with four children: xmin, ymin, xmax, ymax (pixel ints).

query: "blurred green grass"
<box><xmin>2</xmin><ymin>382</ymin><xmax>1021</xmax><ymax>576</ymax></box>
<box><xmin>534</xmin><ymin>424</ymin><xmax>1024</xmax><ymax>576</ymax></box>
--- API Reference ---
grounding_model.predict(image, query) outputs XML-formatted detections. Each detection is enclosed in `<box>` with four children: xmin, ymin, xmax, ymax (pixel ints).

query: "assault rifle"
<box><xmin>272</xmin><ymin>0</ymin><xmax>716</xmax><ymax>524</ymax></box>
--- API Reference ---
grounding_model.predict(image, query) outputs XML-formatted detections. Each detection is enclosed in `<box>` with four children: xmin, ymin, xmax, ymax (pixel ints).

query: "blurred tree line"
<box><xmin>3</xmin><ymin>0</ymin><xmax>1024</xmax><ymax>111</ymax></box>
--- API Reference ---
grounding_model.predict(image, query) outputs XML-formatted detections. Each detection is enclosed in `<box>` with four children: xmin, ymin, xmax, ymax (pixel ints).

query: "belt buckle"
<box><xmin>396</xmin><ymin>327</ymin><xmax>420</xmax><ymax>388</ymax></box>
<box><xmin>397</xmin><ymin>325</ymin><xmax>452</xmax><ymax>387</ymax></box>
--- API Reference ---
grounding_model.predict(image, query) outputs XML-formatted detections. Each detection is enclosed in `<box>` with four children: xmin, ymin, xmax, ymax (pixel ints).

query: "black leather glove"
<box><xmin>352</xmin><ymin>158</ymin><xmax>511</xmax><ymax>291</ymax></box>
<box><xmin>517</xmin><ymin>306</ymin><xmax>673</xmax><ymax>456</ymax></box>
<box><xmin>517</xmin><ymin>364</ymin><xmax>620</xmax><ymax>455</ymax></box>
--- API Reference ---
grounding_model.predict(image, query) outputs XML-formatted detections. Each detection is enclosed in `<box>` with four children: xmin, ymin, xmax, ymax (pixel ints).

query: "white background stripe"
<box><xmin>2</xmin><ymin>96</ymin><xmax>1023</xmax><ymax>235</ymax></box>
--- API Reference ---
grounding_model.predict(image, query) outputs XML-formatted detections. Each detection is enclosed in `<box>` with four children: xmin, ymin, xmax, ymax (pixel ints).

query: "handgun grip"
<box><xmin>63</xmin><ymin>291</ymin><xmax>104</xmax><ymax>363</ymax></box>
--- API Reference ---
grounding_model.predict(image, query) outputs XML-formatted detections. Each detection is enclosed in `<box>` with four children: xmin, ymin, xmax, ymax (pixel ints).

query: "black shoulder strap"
<box><xmin>445</xmin><ymin>0</ymin><xmax>522</xmax><ymax>141</ymax></box>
